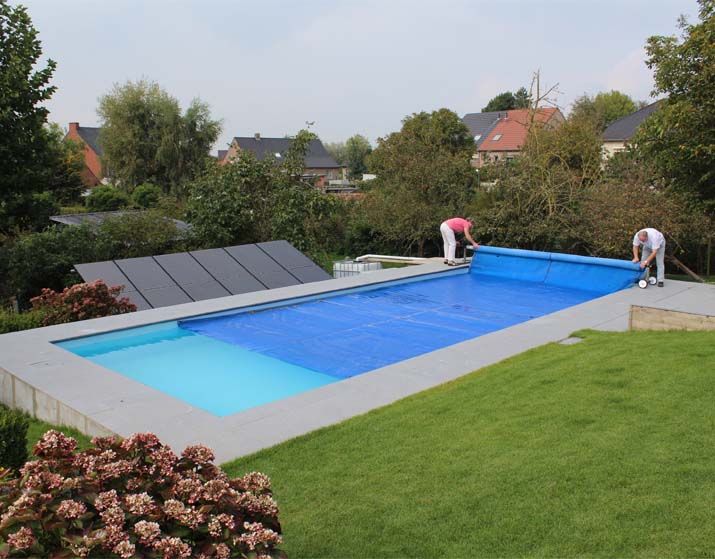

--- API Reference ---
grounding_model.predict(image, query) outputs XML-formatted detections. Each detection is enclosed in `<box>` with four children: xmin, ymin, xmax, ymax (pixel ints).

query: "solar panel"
<box><xmin>116</xmin><ymin>257</ymin><xmax>177</xmax><ymax>290</ymax></box>
<box><xmin>225</xmin><ymin>244</ymin><xmax>301</xmax><ymax>289</ymax></box>
<box><xmin>189</xmin><ymin>249</ymin><xmax>266</xmax><ymax>294</ymax></box>
<box><xmin>257</xmin><ymin>240</ymin><xmax>316</xmax><ymax>269</ymax></box>
<box><xmin>73</xmin><ymin>241</ymin><xmax>333</xmax><ymax>310</ymax></box>
<box><xmin>74</xmin><ymin>261</ymin><xmax>153</xmax><ymax>311</ymax></box>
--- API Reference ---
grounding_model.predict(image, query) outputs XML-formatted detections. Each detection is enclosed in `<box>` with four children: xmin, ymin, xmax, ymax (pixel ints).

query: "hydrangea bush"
<box><xmin>0</xmin><ymin>431</ymin><xmax>285</xmax><ymax>558</ymax></box>
<box><xmin>30</xmin><ymin>280</ymin><xmax>136</xmax><ymax>325</ymax></box>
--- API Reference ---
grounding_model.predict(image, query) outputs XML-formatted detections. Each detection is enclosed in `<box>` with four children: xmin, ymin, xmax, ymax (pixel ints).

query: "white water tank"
<box><xmin>332</xmin><ymin>260</ymin><xmax>383</xmax><ymax>278</ymax></box>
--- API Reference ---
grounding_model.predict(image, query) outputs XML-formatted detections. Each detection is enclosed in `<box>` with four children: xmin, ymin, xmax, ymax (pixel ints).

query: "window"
<box><xmin>492</xmin><ymin>134</ymin><xmax>502</xmax><ymax>141</ymax></box>
<box><xmin>474</xmin><ymin>134</ymin><xmax>481</xmax><ymax>141</ymax></box>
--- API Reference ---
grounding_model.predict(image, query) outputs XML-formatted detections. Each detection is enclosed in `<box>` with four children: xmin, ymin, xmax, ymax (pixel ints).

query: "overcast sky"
<box><xmin>19</xmin><ymin>0</ymin><xmax>696</xmax><ymax>153</ymax></box>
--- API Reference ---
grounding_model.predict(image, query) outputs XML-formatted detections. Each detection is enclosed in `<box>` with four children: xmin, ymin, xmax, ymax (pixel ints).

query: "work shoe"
<box><xmin>447</xmin><ymin>261</ymin><xmax>457</xmax><ymax>266</ymax></box>
<box><xmin>658</xmin><ymin>281</ymin><xmax>664</xmax><ymax>287</ymax></box>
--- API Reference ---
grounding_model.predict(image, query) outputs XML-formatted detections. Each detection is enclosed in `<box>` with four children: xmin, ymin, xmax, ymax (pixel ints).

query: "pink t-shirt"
<box><xmin>444</xmin><ymin>218</ymin><xmax>471</xmax><ymax>233</ymax></box>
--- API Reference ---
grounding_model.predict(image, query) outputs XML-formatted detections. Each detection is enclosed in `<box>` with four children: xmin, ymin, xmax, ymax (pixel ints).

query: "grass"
<box><xmin>223</xmin><ymin>329</ymin><xmax>715</xmax><ymax>558</ymax></box>
<box><xmin>666</xmin><ymin>273</ymin><xmax>715</xmax><ymax>284</ymax></box>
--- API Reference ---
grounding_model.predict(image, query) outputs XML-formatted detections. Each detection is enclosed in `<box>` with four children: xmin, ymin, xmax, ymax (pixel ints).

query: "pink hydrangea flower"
<box><xmin>7</xmin><ymin>526</ymin><xmax>36</xmax><ymax>550</ymax></box>
<box><xmin>181</xmin><ymin>444</ymin><xmax>215</xmax><ymax>465</ymax></box>
<box><xmin>57</xmin><ymin>499</ymin><xmax>87</xmax><ymax>519</ymax></box>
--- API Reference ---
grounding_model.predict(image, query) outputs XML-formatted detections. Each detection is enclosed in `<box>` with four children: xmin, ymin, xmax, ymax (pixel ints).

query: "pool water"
<box><xmin>58</xmin><ymin>269</ymin><xmax>608</xmax><ymax>416</ymax></box>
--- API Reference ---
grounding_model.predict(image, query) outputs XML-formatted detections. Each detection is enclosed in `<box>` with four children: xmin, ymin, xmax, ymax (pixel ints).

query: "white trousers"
<box><xmin>642</xmin><ymin>244</ymin><xmax>666</xmax><ymax>282</ymax></box>
<box><xmin>440</xmin><ymin>222</ymin><xmax>457</xmax><ymax>261</ymax></box>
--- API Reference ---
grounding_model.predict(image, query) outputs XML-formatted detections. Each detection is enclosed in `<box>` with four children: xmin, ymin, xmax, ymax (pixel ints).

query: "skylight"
<box><xmin>493</xmin><ymin>134</ymin><xmax>502</xmax><ymax>141</ymax></box>
<box><xmin>474</xmin><ymin>134</ymin><xmax>481</xmax><ymax>141</ymax></box>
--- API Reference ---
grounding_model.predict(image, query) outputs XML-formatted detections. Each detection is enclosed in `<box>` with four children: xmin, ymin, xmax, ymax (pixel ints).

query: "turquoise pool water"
<box><xmin>57</xmin><ymin>268</ymin><xmax>612</xmax><ymax>416</ymax></box>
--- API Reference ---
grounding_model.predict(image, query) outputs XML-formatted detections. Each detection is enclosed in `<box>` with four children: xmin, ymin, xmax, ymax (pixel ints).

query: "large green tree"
<box><xmin>364</xmin><ymin>109</ymin><xmax>476</xmax><ymax>255</ymax></box>
<box><xmin>570</xmin><ymin>90</ymin><xmax>639</xmax><ymax>131</ymax></box>
<box><xmin>0</xmin><ymin>0</ymin><xmax>56</xmax><ymax>212</ymax></box>
<box><xmin>481</xmin><ymin>87</ymin><xmax>530</xmax><ymax>112</ymax></box>
<box><xmin>637</xmin><ymin>0</ymin><xmax>715</xmax><ymax>203</ymax></box>
<box><xmin>97</xmin><ymin>79</ymin><xmax>221</xmax><ymax>195</ymax></box>
<box><xmin>187</xmin><ymin>130</ymin><xmax>342</xmax><ymax>254</ymax></box>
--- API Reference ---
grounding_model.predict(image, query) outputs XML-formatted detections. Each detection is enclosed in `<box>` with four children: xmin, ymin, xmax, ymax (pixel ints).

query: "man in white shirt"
<box><xmin>632</xmin><ymin>228</ymin><xmax>666</xmax><ymax>286</ymax></box>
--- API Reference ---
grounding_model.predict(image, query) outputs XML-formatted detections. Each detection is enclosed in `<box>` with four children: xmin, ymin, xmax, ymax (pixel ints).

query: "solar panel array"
<box><xmin>74</xmin><ymin>240</ymin><xmax>333</xmax><ymax>310</ymax></box>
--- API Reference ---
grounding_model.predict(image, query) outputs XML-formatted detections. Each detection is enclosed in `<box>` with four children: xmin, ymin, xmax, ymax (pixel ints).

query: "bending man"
<box><xmin>632</xmin><ymin>227</ymin><xmax>666</xmax><ymax>287</ymax></box>
<box><xmin>440</xmin><ymin>217</ymin><xmax>479</xmax><ymax>266</ymax></box>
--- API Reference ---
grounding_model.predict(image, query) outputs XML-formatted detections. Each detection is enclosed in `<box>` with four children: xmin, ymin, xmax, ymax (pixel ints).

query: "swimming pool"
<box><xmin>57</xmin><ymin>247</ymin><xmax>642</xmax><ymax>417</ymax></box>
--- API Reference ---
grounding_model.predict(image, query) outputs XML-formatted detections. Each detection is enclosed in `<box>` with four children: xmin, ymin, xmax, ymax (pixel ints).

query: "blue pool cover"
<box><xmin>179</xmin><ymin>246</ymin><xmax>642</xmax><ymax>379</ymax></box>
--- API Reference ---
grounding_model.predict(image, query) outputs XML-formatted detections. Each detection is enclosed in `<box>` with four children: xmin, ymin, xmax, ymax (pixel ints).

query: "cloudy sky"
<box><xmin>20</xmin><ymin>0</ymin><xmax>696</xmax><ymax>153</ymax></box>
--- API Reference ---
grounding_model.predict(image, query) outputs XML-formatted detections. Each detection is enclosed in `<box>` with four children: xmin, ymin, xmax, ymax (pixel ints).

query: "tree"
<box><xmin>364</xmin><ymin>109</ymin><xmax>476</xmax><ymax>255</ymax></box>
<box><xmin>514</xmin><ymin>87</ymin><xmax>531</xmax><ymax>109</ymax></box>
<box><xmin>187</xmin><ymin>130</ymin><xmax>342</xmax><ymax>255</ymax></box>
<box><xmin>97</xmin><ymin>79</ymin><xmax>221</xmax><ymax>195</ymax></box>
<box><xmin>0</xmin><ymin>0</ymin><xmax>56</xmax><ymax>216</ymax></box>
<box><xmin>570</xmin><ymin>90</ymin><xmax>638</xmax><ymax>131</ymax></box>
<box><xmin>344</xmin><ymin>135</ymin><xmax>372</xmax><ymax>178</ymax></box>
<box><xmin>636</xmin><ymin>0</ymin><xmax>715</xmax><ymax>203</ymax></box>
<box><xmin>324</xmin><ymin>141</ymin><xmax>346</xmax><ymax>166</ymax></box>
<box><xmin>482</xmin><ymin>91</ymin><xmax>516</xmax><ymax>112</ymax></box>
<box><xmin>467</xmin><ymin>117</ymin><xmax>603</xmax><ymax>252</ymax></box>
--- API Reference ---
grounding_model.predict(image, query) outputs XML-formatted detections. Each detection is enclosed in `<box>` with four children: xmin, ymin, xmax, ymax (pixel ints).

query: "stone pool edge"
<box><xmin>0</xmin><ymin>263</ymin><xmax>710</xmax><ymax>463</ymax></box>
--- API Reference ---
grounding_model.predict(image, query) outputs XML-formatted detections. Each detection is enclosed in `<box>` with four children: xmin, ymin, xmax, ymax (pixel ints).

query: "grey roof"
<box><xmin>602</xmin><ymin>101</ymin><xmax>662</xmax><ymax>142</ymax></box>
<box><xmin>232</xmin><ymin>137</ymin><xmax>341</xmax><ymax>168</ymax></box>
<box><xmin>50</xmin><ymin>211</ymin><xmax>190</xmax><ymax>232</ymax></box>
<box><xmin>462</xmin><ymin>111</ymin><xmax>504</xmax><ymax>147</ymax></box>
<box><xmin>75</xmin><ymin>126</ymin><xmax>103</xmax><ymax>156</ymax></box>
<box><xmin>73</xmin><ymin>240</ymin><xmax>332</xmax><ymax>310</ymax></box>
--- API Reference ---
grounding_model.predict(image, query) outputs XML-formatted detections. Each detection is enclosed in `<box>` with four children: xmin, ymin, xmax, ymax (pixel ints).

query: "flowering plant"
<box><xmin>30</xmin><ymin>280</ymin><xmax>136</xmax><ymax>325</ymax></box>
<box><xmin>0</xmin><ymin>431</ymin><xmax>285</xmax><ymax>558</ymax></box>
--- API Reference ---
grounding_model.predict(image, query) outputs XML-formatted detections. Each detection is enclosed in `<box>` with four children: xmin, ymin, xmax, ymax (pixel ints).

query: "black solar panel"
<box><xmin>73</xmin><ymin>261</ymin><xmax>152</xmax><ymax>311</ymax></box>
<box><xmin>73</xmin><ymin>241</ymin><xmax>332</xmax><ymax>310</ymax></box>
<box><xmin>189</xmin><ymin>249</ymin><xmax>266</xmax><ymax>295</ymax></box>
<box><xmin>225</xmin><ymin>244</ymin><xmax>301</xmax><ymax>289</ymax></box>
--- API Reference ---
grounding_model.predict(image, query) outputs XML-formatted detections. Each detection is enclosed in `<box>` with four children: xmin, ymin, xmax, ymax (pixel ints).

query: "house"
<box><xmin>602</xmin><ymin>101</ymin><xmax>661</xmax><ymax>158</ymax></box>
<box><xmin>462</xmin><ymin>108</ymin><xmax>565</xmax><ymax>167</ymax></box>
<box><xmin>65</xmin><ymin>122</ymin><xmax>104</xmax><ymax>187</ymax></box>
<box><xmin>220</xmin><ymin>134</ymin><xmax>346</xmax><ymax>187</ymax></box>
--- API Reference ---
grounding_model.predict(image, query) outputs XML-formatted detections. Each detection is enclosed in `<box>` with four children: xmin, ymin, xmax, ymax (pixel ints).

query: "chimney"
<box><xmin>69</xmin><ymin>122</ymin><xmax>79</xmax><ymax>133</ymax></box>
<box><xmin>254</xmin><ymin>133</ymin><xmax>261</xmax><ymax>140</ymax></box>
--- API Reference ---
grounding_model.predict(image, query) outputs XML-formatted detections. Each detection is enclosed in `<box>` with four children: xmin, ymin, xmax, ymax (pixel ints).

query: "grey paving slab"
<box><xmin>116</xmin><ymin>257</ymin><xmax>177</xmax><ymax>290</ymax></box>
<box><xmin>2</xmin><ymin>264</ymin><xmax>713</xmax><ymax>464</ymax></box>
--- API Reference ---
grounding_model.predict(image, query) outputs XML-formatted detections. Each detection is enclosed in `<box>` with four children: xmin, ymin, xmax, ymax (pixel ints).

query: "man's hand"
<box><xmin>632</xmin><ymin>257</ymin><xmax>639</xmax><ymax>264</ymax></box>
<box><xmin>640</xmin><ymin>261</ymin><xmax>648</xmax><ymax>269</ymax></box>
<box><xmin>473</xmin><ymin>243</ymin><xmax>479</xmax><ymax>250</ymax></box>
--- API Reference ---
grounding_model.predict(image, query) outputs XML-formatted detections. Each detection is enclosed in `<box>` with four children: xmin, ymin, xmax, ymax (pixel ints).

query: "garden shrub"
<box><xmin>0</xmin><ymin>431</ymin><xmax>285</xmax><ymax>558</ymax></box>
<box><xmin>86</xmin><ymin>186</ymin><xmax>130</xmax><ymax>212</ymax></box>
<box><xmin>0</xmin><ymin>309</ymin><xmax>44</xmax><ymax>334</ymax></box>
<box><xmin>1</xmin><ymin>225</ymin><xmax>96</xmax><ymax>307</ymax></box>
<box><xmin>0</xmin><ymin>405</ymin><xmax>28</xmax><ymax>472</ymax></box>
<box><xmin>131</xmin><ymin>183</ymin><xmax>162</xmax><ymax>209</ymax></box>
<box><xmin>30</xmin><ymin>280</ymin><xmax>136</xmax><ymax>325</ymax></box>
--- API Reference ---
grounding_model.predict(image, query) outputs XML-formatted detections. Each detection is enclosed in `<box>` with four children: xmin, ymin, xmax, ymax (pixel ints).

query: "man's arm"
<box><xmin>632</xmin><ymin>244</ymin><xmax>640</xmax><ymax>263</ymax></box>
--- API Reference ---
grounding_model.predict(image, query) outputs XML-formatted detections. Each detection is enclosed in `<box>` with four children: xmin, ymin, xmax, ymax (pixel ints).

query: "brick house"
<box><xmin>220</xmin><ymin>134</ymin><xmax>346</xmax><ymax>188</ymax></box>
<box><xmin>462</xmin><ymin>108</ymin><xmax>565</xmax><ymax>167</ymax></box>
<box><xmin>65</xmin><ymin>122</ymin><xmax>104</xmax><ymax>187</ymax></box>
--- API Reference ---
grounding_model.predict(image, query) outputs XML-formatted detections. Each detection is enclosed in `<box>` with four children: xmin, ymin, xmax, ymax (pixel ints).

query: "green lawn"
<box><xmin>223</xmin><ymin>330</ymin><xmax>715</xmax><ymax>558</ymax></box>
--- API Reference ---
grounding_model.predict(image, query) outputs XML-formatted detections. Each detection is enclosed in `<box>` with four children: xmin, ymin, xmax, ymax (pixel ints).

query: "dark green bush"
<box><xmin>1</xmin><ymin>225</ymin><xmax>95</xmax><ymax>307</ymax></box>
<box><xmin>131</xmin><ymin>182</ymin><xmax>162</xmax><ymax>208</ymax></box>
<box><xmin>0</xmin><ymin>309</ymin><xmax>44</xmax><ymax>334</ymax></box>
<box><xmin>0</xmin><ymin>404</ymin><xmax>29</xmax><ymax>472</ymax></box>
<box><xmin>86</xmin><ymin>185</ymin><xmax>130</xmax><ymax>211</ymax></box>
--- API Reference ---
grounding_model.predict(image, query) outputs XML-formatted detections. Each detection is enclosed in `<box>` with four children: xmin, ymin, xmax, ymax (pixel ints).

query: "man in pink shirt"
<box><xmin>440</xmin><ymin>217</ymin><xmax>479</xmax><ymax>265</ymax></box>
